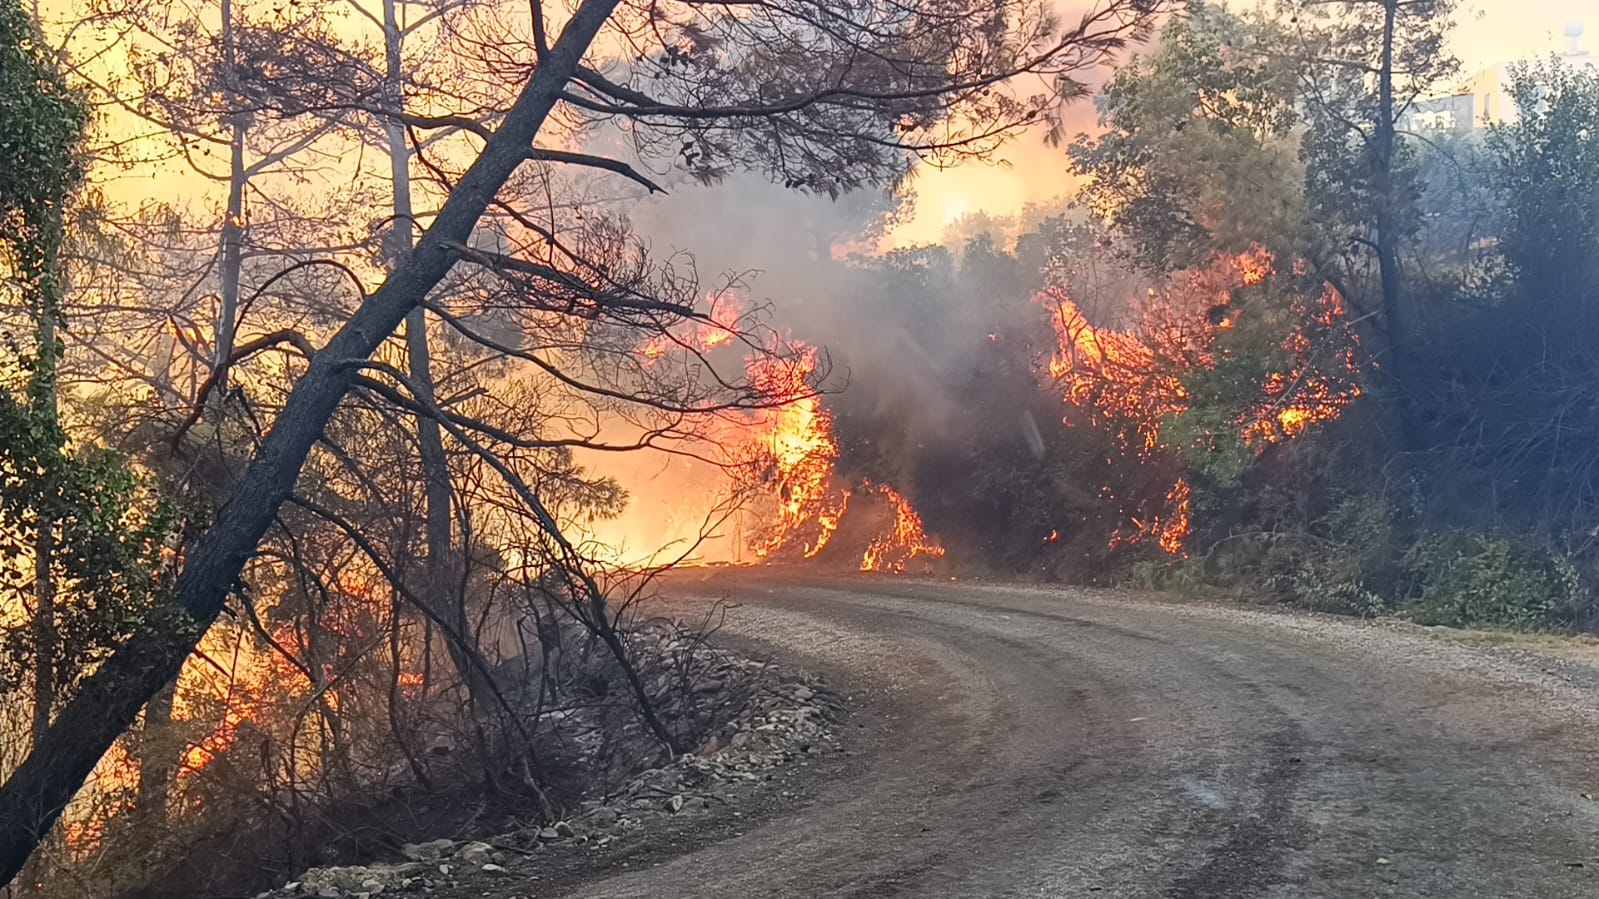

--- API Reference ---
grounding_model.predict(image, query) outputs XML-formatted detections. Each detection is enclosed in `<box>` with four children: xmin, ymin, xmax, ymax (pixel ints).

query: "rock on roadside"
<box><xmin>256</xmin><ymin>636</ymin><xmax>842</xmax><ymax>899</ymax></box>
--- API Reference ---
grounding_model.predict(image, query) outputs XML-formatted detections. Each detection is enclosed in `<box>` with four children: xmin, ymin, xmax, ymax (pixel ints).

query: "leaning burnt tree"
<box><xmin>0</xmin><ymin>0</ymin><xmax>1162</xmax><ymax>880</ymax></box>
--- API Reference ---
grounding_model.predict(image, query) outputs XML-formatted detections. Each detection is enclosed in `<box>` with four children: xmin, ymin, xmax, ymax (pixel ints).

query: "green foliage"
<box><xmin>1068</xmin><ymin>9</ymin><xmax>1306</xmax><ymax>273</ymax></box>
<box><xmin>0</xmin><ymin>375</ymin><xmax>185</xmax><ymax>706</ymax></box>
<box><xmin>1400</xmin><ymin>534</ymin><xmax>1587</xmax><ymax>629</ymax></box>
<box><xmin>1277</xmin><ymin>554</ymin><xmax>1389</xmax><ymax>618</ymax></box>
<box><xmin>1261</xmin><ymin>491</ymin><xmax>1400</xmax><ymax>618</ymax></box>
<box><xmin>0</xmin><ymin>0</ymin><xmax>85</xmax><ymax>204</ymax></box>
<box><xmin>1487</xmin><ymin>62</ymin><xmax>1599</xmax><ymax>325</ymax></box>
<box><xmin>0</xmin><ymin>0</ymin><xmax>86</xmax><ymax>323</ymax></box>
<box><xmin>0</xmin><ymin>0</ymin><xmax>185</xmax><ymax>716</ymax></box>
<box><xmin>1403</xmin><ymin>63</ymin><xmax>1599</xmax><ymax>538</ymax></box>
<box><xmin>1288</xmin><ymin>0</ymin><xmax>1460</xmax><ymax>261</ymax></box>
<box><xmin>1410</xmin><ymin>130</ymin><xmax>1498</xmax><ymax>270</ymax></box>
<box><xmin>1162</xmin><ymin>302</ymin><xmax>1298</xmax><ymax>489</ymax></box>
<box><xmin>1127</xmin><ymin>556</ymin><xmax>1215</xmax><ymax>596</ymax></box>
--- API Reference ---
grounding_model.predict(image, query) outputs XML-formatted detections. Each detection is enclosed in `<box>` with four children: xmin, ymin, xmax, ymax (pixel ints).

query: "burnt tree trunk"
<box><xmin>0</xmin><ymin>1</ymin><xmax>618</xmax><ymax>881</ymax></box>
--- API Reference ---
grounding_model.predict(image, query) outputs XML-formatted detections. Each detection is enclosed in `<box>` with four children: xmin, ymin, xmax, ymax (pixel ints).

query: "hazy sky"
<box><xmin>46</xmin><ymin>0</ymin><xmax>1594</xmax><ymax>248</ymax></box>
<box><xmin>885</xmin><ymin>0</ymin><xmax>1597</xmax><ymax>246</ymax></box>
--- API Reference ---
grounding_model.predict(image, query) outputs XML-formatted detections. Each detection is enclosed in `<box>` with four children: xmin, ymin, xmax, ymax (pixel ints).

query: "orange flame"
<box><xmin>1157</xmin><ymin>478</ymin><xmax>1192</xmax><ymax>555</ymax></box>
<box><xmin>1039</xmin><ymin>247</ymin><xmax>1359</xmax><ymax>554</ymax></box>
<box><xmin>629</xmin><ymin>291</ymin><xmax>946</xmax><ymax>570</ymax></box>
<box><xmin>858</xmin><ymin>483</ymin><xmax>946</xmax><ymax>572</ymax></box>
<box><xmin>639</xmin><ymin>293</ymin><xmax>747</xmax><ymax>361</ymax></box>
<box><xmin>736</xmin><ymin>345</ymin><xmax>943</xmax><ymax>570</ymax></box>
<box><xmin>743</xmin><ymin>344</ymin><xmax>843</xmax><ymax>559</ymax></box>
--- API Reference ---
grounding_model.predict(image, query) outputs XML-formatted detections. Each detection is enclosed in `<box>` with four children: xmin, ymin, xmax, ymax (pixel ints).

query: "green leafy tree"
<box><xmin>1069</xmin><ymin>9</ymin><xmax>1307</xmax><ymax>274</ymax></box>
<box><xmin>1</xmin><ymin>0</ymin><xmax>87</xmax><ymax>746</ymax></box>
<box><xmin>0</xmin><ymin>407</ymin><xmax>185</xmax><ymax>719</ymax></box>
<box><xmin>1488</xmin><ymin>62</ymin><xmax>1599</xmax><ymax>338</ymax></box>
<box><xmin>1417</xmin><ymin>62</ymin><xmax>1599</xmax><ymax>536</ymax></box>
<box><xmin>0</xmin><ymin>0</ymin><xmax>181</xmax><ymax>756</ymax></box>
<box><xmin>1287</xmin><ymin>0</ymin><xmax>1458</xmax><ymax>450</ymax></box>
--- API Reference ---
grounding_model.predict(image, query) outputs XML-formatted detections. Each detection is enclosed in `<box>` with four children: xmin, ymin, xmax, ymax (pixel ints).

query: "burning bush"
<box><xmin>627</xmin><ymin>299</ymin><xmax>948</xmax><ymax>573</ymax></box>
<box><xmin>1036</xmin><ymin>246</ymin><xmax>1363</xmax><ymax>560</ymax></box>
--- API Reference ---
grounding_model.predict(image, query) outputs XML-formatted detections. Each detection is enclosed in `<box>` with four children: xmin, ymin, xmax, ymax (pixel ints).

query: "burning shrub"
<box><xmin>1037</xmin><ymin>246</ymin><xmax>1363</xmax><ymax>562</ymax></box>
<box><xmin>736</xmin><ymin>347</ymin><xmax>946</xmax><ymax>571</ymax></box>
<box><xmin>620</xmin><ymin>298</ymin><xmax>949</xmax><ymax>572</ymax></box>
<box><xmin>819</xmin><ymin>236</ymin><xmax>1114</xmax><ymax>575</ymax></box>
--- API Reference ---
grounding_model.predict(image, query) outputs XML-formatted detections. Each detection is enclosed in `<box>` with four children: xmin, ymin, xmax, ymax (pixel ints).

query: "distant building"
<box><xmin>1402</xmin><ymin>20</ymin><xmax>1596</xmax><ymax>132</ymax></box>
<box><xmin>1405</xmin><ymin>92</ymin><xmax>1476</xmax><ymax>133</ymax></box>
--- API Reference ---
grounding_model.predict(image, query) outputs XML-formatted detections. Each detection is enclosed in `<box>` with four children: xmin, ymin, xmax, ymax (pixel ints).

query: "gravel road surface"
<box><xmin>557</xmin><ymin>574</ymin><xmax>1599</xmax><ymax>898</ymax></box>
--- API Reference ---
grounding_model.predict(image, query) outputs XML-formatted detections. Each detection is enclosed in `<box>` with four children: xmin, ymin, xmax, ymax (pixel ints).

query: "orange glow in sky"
<box><xmin>884</xmin><ymin>0</ymin><xmax>1598</xmax><ymax>248</ymax></box>
<box><xmin>38</xmin><ymin>0</ymin><xmax>1596</xmax><ymax>250</ymax></box>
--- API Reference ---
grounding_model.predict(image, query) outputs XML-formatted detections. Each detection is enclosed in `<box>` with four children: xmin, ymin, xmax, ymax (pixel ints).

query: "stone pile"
<box><xmin>257</xmin><ymin>629</ymin><xmax>841</xmax><ymax>898</ymax></box>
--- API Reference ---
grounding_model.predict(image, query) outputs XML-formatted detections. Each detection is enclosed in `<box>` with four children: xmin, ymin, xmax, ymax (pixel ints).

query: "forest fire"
<box><xmin>1038</xmin><ymin>247</ymin><xmax>1360</xmax><ymax>554</ymax></box>
<box><xmin>744</xmin><ymin>344</ymin><xmax>842</xmax><ymax>560</ymax></box>
<box><xmin>632</xmin><ymin>308</ymin><xmax>945</xmax><ymax>572</ymax></box>
<box><xmin>1039</xmin><ymin>289</ymin><xmax>1188</xmax><ymax>454</ymax></box>
<box><xmin>13</xmin><ymin>0</ymin><xmax>1595</xmax><ymax>891</ymax></box>
<box><xmin>740</xmin><ymin>347</ymin><xmax>944</xmax><ymax>571</ymax></box>
<box><xmin>53</xmin><ymin>249</ymin><xmax>1353</xmax><ymax>864</ymax></box>
<box><xmin>857</xmin><ymin>483</ymin><xmax>946</xmax><ymax>573</ymax></box>
<box><xmin>640</xmin><ymin>294</ymin><xmax>746</xmax><ymax>361</ymax></box>
<box><xmin>627</xmin><ymin>249</ymin><xmax>1353</xmax><ymax>568</ymax></box>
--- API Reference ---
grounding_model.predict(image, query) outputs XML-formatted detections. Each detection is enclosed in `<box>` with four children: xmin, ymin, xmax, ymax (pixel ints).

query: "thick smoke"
<box><xmin>575</xmin><ymin>166</ymin><xmax>1079</xmax><ymax>568</ymax></box>
<box><xmin>573</xmin><ymin>47</ymin><xmax>1124</xmax><ymax>568</ymax></box>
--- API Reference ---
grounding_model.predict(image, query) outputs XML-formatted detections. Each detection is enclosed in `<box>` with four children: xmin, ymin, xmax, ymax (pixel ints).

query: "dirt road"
<box><xmin>560</xmin><ymin>575</ymin><xmax>1599</xmax><ymax>898</ymax></box>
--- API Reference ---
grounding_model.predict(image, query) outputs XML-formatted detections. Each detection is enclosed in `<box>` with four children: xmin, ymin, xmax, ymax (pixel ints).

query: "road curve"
<box><xmin>566</xmin><ymin>575</ymin><xmax>1599</xmax><ymax>898</ymax></box>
